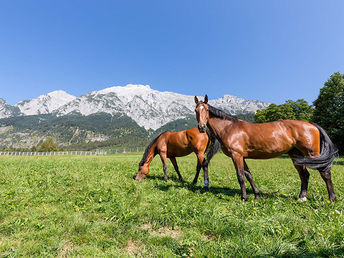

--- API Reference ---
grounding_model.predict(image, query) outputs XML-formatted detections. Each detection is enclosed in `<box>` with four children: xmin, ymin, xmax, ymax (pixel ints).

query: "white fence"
<box><xmin>0</xmin><ymin>151</ymin><xmax>107</xmax><ymax>156</ymax></box>
<box><xmin>108</xmin><ymin>147</ymin><xmax>145</xmax><ymax>154</ymax></box>
<box><xmin>0</xmin><ymin>147</ymin><xmax>146</xmax><ymax>156</ymax></box>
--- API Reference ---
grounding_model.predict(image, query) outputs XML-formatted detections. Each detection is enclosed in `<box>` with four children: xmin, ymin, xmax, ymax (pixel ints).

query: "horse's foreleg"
<box><xmin>193</xmin><ymin>152</ymin><xmax>209</xmax><ymax>189</ymax></box>
<box><xmin>319</xmin><ymin>170</ymin><xmax>336</xmax><ymax>202</ymax></box>
<box><xmin>192</xmin><ymin>160</ymin><xmax>202</xmax><ymax>185</ymax></box>
<box><xmin>244</xmin><ymin>160</ymin><xmax>260</xmax><ymax>200</ymax></box>
<box><xmin>170</xmin><ymin>157</ymin><xmax>183</xmax><ymax>183</ymax></box>
<box><xmin>202</xmin><ymin>159</ymin><xmax>209</xmax><ymax>189</ymax></box>
<box><xmin>159</xmin><ymin>152</ymin><xmax>168</xmax><ymax>181</ymax></box>
<box><xmin>232</xmin><ymin>153</ymin><xmax>247</xmax><ymax>201</ymax></box>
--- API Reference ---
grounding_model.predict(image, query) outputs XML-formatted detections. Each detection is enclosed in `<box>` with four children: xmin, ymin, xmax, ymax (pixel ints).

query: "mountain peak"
<box><xmin>15</xmin><ymin>90</ymin><xmax>76</xmax><ymax>115</ymax></box>
<box><xmin>98</xmin><ymin>84</ymin><xmax>151</xmax><ymax>95</ymax></box>
<box><xmin>46</xmin><ymin>90</ymin><xmax>75</xmax><ymax>98</ymax></box>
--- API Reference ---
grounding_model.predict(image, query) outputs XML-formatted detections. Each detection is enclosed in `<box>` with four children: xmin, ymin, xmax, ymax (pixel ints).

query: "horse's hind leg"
<box><xmin>170</xmin><ymin>157</ymin><xmax>183</xmax><ymax>183</ymax></box>
<box><xmin>159</xmin><ymin>152</ymin><xmax>168</xmax><ymax>181</ymax></box>
<box><xmin>289</xmin><ymin>151</ymin><xmax>310</xmax><ymax>201</ymax></box>
<box><xmin>319</xmin><ymin>170</ymin><xmax>336</xmax><ymax>202</ymax></box>
<box><xmin>244</xmin><ymin>160</ymin><xmax>260</xmax><ymax>200</ymax></box>
<box><xmin>294</xmin><ymin>164</ymin><xmax>310</xmax><ymax>202</ymax></box>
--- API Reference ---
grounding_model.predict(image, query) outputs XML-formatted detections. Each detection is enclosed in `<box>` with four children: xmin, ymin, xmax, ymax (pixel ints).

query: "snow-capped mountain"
<box><xmin>15</xmin><ymin>90</ymin><xmax>76</xmax><ymax>116</ymax></box>
<box><xmin>55</xmin><ymin>84</ymin><xmax>270</xmax><ymax>130</ymax></box>
<box><xmin>56</xmin><ymin>84</ymin><xmax>200</xmax><ymax>130</ymax></box>
<box><xmin>0</xmin><ymin>98</ymin><xmax>21</xmax><ymax>119</ymax></box>
<box><xmin>210</xmin><ymin>94</ymin><xmax>270</xmax><ymax>114</ymax></box>
<box><xmin>1</xmin><ymin>84</ymin><xmax>270</xmax><ymax>130</ymax></box>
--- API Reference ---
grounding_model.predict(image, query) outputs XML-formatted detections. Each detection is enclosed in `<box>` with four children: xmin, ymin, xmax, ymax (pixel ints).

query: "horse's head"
<box><xmin>194</xmin><ymin>95</ymin><xmax>209</xmax><ymax>133</ymax></box>
<box><xmin>135</xmin><ymin>163</ymin><xmax>149</xmax><ymax>181</ymax></box>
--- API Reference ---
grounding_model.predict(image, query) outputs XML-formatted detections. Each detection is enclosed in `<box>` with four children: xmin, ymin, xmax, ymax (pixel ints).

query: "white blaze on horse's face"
<box><xmin>195</xmin><ymin>103</ymin><xmax>209</xmax><ymax>133</ymax></box>
<box><xmin>194</xmin><ymin>95</ymin><xmax>209</xmax><ymax>133</ymax></box>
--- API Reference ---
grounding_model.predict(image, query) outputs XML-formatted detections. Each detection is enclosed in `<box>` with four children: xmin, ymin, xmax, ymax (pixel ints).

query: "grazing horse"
<box><xmin>135</xmin><ymin>128</ymin><xmax>219</xmax><ymax>187</ymax></box>
<box><xmin>194</xmin><ymin>95</ymin><xmax>338</xmax><ymax>201</ymax></box>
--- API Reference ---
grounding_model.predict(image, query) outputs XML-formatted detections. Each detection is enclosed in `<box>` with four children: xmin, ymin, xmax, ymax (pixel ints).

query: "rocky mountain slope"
<box><xmin>0</xmin><ymin>84</ymin><xmax>269</xmax><ymax>150</ymax></box>
<box><xmin>1</xmin><ymin>84</ymin><xmax>269</xmax><ymax>130</ymax></box>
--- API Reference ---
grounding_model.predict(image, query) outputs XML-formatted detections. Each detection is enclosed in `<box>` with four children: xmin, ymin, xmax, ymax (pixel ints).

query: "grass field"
<box><xmin>0</xmin><ymin>153</ymin><xmax>344</xmax><ymax>257</ymax></box>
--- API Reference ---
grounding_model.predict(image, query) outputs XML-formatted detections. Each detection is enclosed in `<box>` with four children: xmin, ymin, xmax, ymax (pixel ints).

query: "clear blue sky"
<box><xmin>1</xmin><ymin>0</ymin><xmax>344</xmax><ymax>105</ymax></box>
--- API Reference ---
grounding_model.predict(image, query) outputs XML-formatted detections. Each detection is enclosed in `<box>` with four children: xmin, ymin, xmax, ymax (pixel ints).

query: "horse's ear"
<box><xmin>194</xmin><ymin>96</ymin><xmax>199</xmax><ymax>104</ymax></box>
<box><xmin>204</xmin><ymin>95</ymin><xmax>208</xmax><ymax>104</ymax></box>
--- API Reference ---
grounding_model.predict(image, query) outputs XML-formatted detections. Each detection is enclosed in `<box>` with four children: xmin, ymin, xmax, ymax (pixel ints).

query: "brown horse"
<box><xmin>194</xmin><ymin>95</ymin><xmax>338</xmax><ymax>201</ymax></box>
<box><xmin>135</xmin><ymin>128</ymin><xmax>219</xmax><ymax>187</ymax></box>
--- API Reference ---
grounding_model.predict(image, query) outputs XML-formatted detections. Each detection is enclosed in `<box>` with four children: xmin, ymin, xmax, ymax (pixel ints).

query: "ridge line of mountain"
<box><xmin>0</xmin><ymin>84</ymin><xmax>270</xmax><ymax>130</ymax></box>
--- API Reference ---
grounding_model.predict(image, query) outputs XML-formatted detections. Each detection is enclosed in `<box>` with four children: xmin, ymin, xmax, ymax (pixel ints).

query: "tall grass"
<box><xmin>0</xmin><ymin>154</ymin><xmax>343</xmax><ymax>256</ymax></box>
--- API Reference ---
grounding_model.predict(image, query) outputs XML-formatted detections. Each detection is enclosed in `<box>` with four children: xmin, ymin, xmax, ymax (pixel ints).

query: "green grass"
<box><xmin>0</xmin><ymin>153</ymin><xmax>344</xmax><ymax>257</ymax></box>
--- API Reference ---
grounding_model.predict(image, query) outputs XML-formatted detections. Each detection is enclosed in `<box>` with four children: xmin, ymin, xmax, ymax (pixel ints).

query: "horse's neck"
<box><xmin>207</xmin><ymin>116</ymin><xmax>234</xmax><ymax>140</ymax></box>
<box><xmin>143</xmin><ymin>142</ymin><xmax>158</xmax><ymax>166</ymax></box>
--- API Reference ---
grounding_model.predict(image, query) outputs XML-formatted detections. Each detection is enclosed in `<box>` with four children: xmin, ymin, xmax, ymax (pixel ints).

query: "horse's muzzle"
<box><xmin>198</xmin><ymin>124</ymin><xmax>206</xmax><ymax>133</ymax></box>
<box><xmin>135</xmin><ymin>175</ymin><xmax>144</xmax><ymax>181</ymax></box>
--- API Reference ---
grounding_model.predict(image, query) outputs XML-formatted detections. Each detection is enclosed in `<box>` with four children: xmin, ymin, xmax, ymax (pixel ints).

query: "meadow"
<box><xmin>0</xmin><ymin>153</ymin><xmax>343</xmax><ymax>257</ymax></box>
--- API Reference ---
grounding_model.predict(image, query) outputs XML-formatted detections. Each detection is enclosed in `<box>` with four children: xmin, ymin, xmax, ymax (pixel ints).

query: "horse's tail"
<box><xmin>205</xmin><ymin>129</ymin><xmax>221</xmax><ymax>164</ymax></box>
<box><xmin>139</xmin><ymin>132</ymin><xmax>164</xmax><ymax>166</ymax></box>
<box><xmin>293</xmin><ymin>123</ymin><xmax>338</xmax><ymax>172</ymax></box>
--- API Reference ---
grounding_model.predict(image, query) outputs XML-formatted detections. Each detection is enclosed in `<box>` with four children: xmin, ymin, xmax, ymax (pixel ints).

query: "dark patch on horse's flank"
<box><xmin>208</xmin><ymin>105</ymin><xmax>238</xmax><ymax>122</ymax></box>
<box><xmin>139</xmin><ymin>133</ymin><xmax>164</xmax><ymax>166</ymax></box>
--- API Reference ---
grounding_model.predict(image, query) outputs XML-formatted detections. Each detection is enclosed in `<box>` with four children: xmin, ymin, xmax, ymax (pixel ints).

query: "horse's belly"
<box><xmin>167</xmin><ymin>147</ymin><xmax>192</xmax><ymax>158</ymax></box>
<box><xmin>245</xmin><ymin>138</ymin><xmax>293</xmax><ymax>159</ymax></box>
<box><xmin>246</xmin><ymin>151</ymin><xmax>288</xmax><ymax>159</ymax></box>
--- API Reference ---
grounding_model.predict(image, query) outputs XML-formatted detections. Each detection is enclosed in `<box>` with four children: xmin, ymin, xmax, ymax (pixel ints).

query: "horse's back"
<box><xmin>237</xmin><ymin>120</ymin><xmax>320</xmax><ymax>158</ymax></box>
<box><xmin>161</xmin><ymin>130</ymin><xmax>192</xmax><ymax>157</ymax></box>
<box><xmin>159</xmin><ymin>128</ymin><xmax>208</xmax><ymax>157</ymax></box>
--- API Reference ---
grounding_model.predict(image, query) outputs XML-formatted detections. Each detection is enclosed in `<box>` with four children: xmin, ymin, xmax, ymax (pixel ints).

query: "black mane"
<box><xmin>139</xmin><ymin>133</ymin><xmax>163</xmax><ymax>166</ymax></box>
<box><xmin>208</xmin><ymin>104</ymin><xmax>238</xmax><ymax>121</ymax></box>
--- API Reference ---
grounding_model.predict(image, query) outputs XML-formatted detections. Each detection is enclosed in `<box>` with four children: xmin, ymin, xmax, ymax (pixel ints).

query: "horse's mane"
<box><xmin>208</xmin><ymin>104</ymin><xmax>238</xmax><ymax>122</ymax></box>
<box><xmin>139</xmin><ymin>132</ymin><xmax>164</xmax><ymax>166</ymax></box>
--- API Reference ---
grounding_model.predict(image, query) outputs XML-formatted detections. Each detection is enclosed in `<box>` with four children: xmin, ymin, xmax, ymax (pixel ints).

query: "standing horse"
<box><xmin>194</xmin><ymin>95</ymin><xmax>338</xmax><ymax>201</ymax></box>
<box><xmin>135</xmin><ymin>128</ymin><xmax>219</xmax><ymax>187</ymax></box>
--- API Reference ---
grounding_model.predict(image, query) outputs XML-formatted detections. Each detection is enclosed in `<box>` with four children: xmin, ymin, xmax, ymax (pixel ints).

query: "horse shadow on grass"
<box><xmin>334</xmin><ymin>159</ymin><xmax>344</xmax><ymax>166</ymax></box>
<box><xmin>145</xmin><ymin>174</ymin><xmax>288</xmax><ymax>200</ymax></box>
<box><xmin>255</xmin><ymin>246</ymin><xmax>344</xmax><ymax>258</ymax></box>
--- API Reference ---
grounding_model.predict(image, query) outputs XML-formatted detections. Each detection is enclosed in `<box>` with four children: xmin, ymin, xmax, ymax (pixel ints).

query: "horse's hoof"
<box><xmin>254</xmin><ymin>195</ymin><xmax>260</xmax><ymax>200</ymax></box>
<box><xmin>179</xmin><ymin>179</ymin><xmax>184</xmax><ymax>183</ymax></box>
<box><xmin>330</xmin><ymin>196</ymin><xmax>337</xmax><ymax>202</ymax></box>
<box><xmin>192</xmin><ymin>180</ymin><xmax>197</xmax><ymax>185</ymax></box>
<box><xmin>298</xmin><ymin>197</ymin><xmax>307</xmax><ymax>202</ymax></box>
<box><xmin>203</xmin><ymin>186</ymin><xmax>209</xmax><ymax>191</ymax></box>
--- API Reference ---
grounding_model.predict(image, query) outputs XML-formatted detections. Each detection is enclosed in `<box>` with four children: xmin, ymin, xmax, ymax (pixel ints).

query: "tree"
<box><xmin>285</xmin><ymin>99</ymin><xmax>314</xmax><ymax>121</ymax></box>
<box><xmin>37</xmin><ymin>137</ymin><xmax>58</xmax><ymax>152</ymax></box>
<box><xmin>254</xmin><ymin>99</ymin><xmax>313</xmax><ymax>123</ymax></box>
<box><xmin>313</xmin><ymin>72</ymin><xmax>344</xmax><ymax>152</ymax></box>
